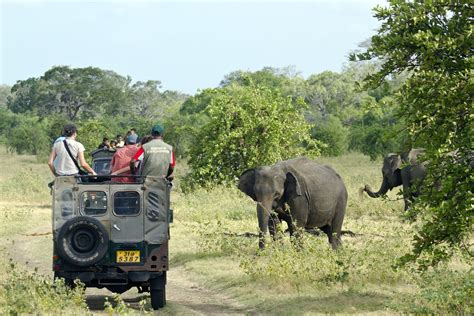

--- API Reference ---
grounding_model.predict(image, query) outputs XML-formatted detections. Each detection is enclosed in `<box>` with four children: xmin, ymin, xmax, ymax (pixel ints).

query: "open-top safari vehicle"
<box><xmin>51</xmin><ymin>153</ymin><xmax>172</xmax><ymax>309</ymax></box>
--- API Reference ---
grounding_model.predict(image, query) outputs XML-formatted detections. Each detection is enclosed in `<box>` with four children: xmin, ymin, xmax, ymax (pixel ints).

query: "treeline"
<box><xmin>0</xmin><ymin>63</ymin><xmax>408</xmax><ymax>165</ymax></box>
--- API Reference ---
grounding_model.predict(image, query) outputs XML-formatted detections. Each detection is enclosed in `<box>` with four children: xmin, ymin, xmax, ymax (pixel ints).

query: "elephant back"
<box><xmin>285</xmin><ymin>159</ymin><xmax>346</xmax><ymax>196</ymax></box>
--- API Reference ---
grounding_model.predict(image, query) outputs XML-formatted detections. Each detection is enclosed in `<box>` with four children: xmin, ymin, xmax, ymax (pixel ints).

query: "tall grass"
<box><xmin>171</xmin><ymin>153</ymin><xmax>472</xmax><ymax>314</ymax></box>
<box><xmin>0</xmin><ymin>147</ymin><xmax>52</xmax><ymax>204</ymax></box>
<box><xmin>0</xmin><ymin>259</ymin><xmax>89</xmax><ymax>315</ymax></box>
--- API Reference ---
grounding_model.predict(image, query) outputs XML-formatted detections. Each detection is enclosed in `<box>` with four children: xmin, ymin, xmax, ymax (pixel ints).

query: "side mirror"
<box><xmin>168</xmin><ymin>209</ymin><xmax>173</xmax><ymax>223</ymax></box>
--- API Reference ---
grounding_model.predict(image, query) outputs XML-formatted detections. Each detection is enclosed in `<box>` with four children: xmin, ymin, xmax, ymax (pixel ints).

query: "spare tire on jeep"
<box><xmin>57</xmin><ymin>216</ymin><xmax>109</xmax><ymax>267</ymax></box>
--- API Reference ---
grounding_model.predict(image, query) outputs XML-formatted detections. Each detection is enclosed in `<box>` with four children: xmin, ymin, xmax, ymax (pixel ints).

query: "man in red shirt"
<box><xmin>110</xmin><ymin>134</ymin><xmax>139</xmax><ymax>183</ymax></box>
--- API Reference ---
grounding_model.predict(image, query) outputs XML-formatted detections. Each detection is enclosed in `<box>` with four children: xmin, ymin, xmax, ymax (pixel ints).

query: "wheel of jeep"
<box><xmin>57</xmin><ymin>216</ymin><xmax>109</xmax><ymax>267</ymax></box>
<box><xmin>150</xmin><ymin>272</ymin><xmax>166</xmax><ymax>309</ymax></box>
<box><xmin>151</xmin><ymin>288</ymin><xmax>166</xmax><ymax>309</ymax></box>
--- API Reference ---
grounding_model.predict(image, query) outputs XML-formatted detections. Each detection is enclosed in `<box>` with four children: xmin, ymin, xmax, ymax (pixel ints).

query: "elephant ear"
<box><xmin>388</xmin><ymin>154</ymin><xmax>403</xmax><ymax>187</ymax></box>
<box><xmin>284</xmin><ymin>171</ymin><xmax>302</xmax><ymax>200</ymax></box>
<box><xmin>238</xmin><ymin>168</ymin><xmax>257</xmax><ymax>201</ymax></box>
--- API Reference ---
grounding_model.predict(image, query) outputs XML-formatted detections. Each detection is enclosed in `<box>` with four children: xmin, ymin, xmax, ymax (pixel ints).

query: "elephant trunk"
<box><xmin>364</xmin><ymin>176</ymin><xmax>391</xmax><ymax>198</ymax></box>
<box><xmin>257</xmin><ymin>202</ymin><xmax>271</xmax><ymax>250</ymax></box>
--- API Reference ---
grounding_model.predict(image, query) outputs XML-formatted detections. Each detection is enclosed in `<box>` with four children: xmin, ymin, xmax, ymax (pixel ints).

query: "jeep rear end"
<box><xmin>52</xmin><ymin>175</ymin><xmax>171</xmax><ymax>309</ymax></box>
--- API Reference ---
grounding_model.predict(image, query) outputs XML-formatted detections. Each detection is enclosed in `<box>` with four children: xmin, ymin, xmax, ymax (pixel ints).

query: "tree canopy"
<box><xmin>185</xmin><ymin>79</ymin><xmax>323</xmax><ymax>188</ymax></box>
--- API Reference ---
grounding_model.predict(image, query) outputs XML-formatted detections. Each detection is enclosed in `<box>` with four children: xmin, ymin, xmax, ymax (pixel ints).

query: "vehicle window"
<box><xmin>114</xmin><ymin>191</ymin><xmax>140</xmax><ymax>216</ymax></box>
<box><xmin>61</xmin><ymin>189</ymin><xmax>74</xmax><ymax>218</ymax></box>
<box><xmin>94</xmin><ymin>159</ymin><xmax>111</xmax><ymax>175</ymax></box>
<box><xmin>81</xmin><ymin>191</ymin><xmax>107</xmax><ymax>216</ymax></box>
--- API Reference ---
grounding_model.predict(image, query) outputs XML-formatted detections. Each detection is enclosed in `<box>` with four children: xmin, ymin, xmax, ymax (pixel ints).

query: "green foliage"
<box><xmin>103</xmin><ymin>293</ymin><xmax>148</xmax><ymax>315</ymax></box>
<box><xmin>238</xmin><ymin>233</ymin><xmax>409</xmax><ymax>290</ymax></box>
<box><xmin>311</xmin><ymin>114</ymin><xmax>348</xmax><ymax>156</ymax></box>
<box><xmin>0</xmin><ymin>84</ymin><xmax>11</xmax><ymax>109</ymax></box>
<box><xmin>5</xmin><ymin>114</ymin><xmax>50</xmax><ymax>158</ymax></box>
<box><xmin>348</xmin><ymin>98</ymin><xmax>408</xmax><ymax>160</ymax></box>
<box><xmin>185</xmin><ymin>80</ymin><xmax>323</xmax><ymax>188</ymax></box>
<box><xmin>76</xmin><ymin>117</ymin><xmax>121</xmax><ymax>160</ymax></box>
<box><xmin>353</xmin><ymin>2</ymin><xmax>473</xmax><ymax>268</ymax></box>
<box><xmin>396</xmin><ymin>268</ymin><xmax>473</xmax><ymax>314</ymax></box>
<box><xmin>0</xmin><ymin>259</ymin><xmax>88</xmax><ymax>315</ymax></box>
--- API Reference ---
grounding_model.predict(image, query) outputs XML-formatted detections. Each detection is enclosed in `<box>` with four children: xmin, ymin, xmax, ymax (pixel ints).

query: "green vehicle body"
<box><xmin>51</xmin><ymin>172</ymin><xmax>172</xmax><ymax>309</ymax></box>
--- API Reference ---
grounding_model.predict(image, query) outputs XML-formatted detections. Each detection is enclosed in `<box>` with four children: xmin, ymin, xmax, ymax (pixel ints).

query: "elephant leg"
<box><xmin>402</xmin><ymin>181</ymin><xmax>412</xmax><ymax>211</ymax></box>
<box><xmin>278</xmin><ymin>211</ymin><xmax>294</xmax><ymax>236</ymax></box>
<box><xmin>329</xmin><ymin>194</ymin><xmax>347</xmax><ymax>250</ymax></box>
<box><xmin>287</xmin><ymin>196</ymin><xmax>309</xmax><ymax>249</ymax></box>
<box><xmin>319</xmin><ymin>225</ymin><xmax>334</xmax><ymax>245</ymax></box>
<box><xmin>268</xmin><ymin>212</ymin><xmax>281</xmax><ymax>240</ymax></box>
<box><xmin>401</xmin><ymin>167</ymin><xmax>414</xmax><ymax>211</ymax></box>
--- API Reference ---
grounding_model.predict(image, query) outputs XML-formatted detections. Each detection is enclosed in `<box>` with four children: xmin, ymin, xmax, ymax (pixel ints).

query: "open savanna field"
<box><xmin>0</xmin><ymin>147</ymin><xmax>471</xmax><ymax>315</ymax></box>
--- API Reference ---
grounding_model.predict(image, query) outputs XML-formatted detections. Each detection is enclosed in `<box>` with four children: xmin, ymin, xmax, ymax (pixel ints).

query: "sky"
<box><xmin>1</xmin><ymin>0</ymin><xmax>385</xmax><ymax>94</ymax></box>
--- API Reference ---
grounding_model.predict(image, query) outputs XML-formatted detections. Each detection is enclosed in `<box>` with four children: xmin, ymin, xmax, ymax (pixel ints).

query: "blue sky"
<box><xmin>1</xmin><ymin>0</ymin><xmax>384</xmax><ymax>94</ymax></box>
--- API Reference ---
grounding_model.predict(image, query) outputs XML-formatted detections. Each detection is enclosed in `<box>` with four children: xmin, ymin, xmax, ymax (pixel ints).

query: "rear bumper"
<box><xmin>55</xmin><ymin>270</ymin><xmax>164</xmax><ymax>286</ymax></box>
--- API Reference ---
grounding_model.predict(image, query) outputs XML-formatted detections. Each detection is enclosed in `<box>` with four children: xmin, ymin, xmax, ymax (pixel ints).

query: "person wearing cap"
<box><xmin>48</xmin><ymin>123</ymin><xmax>96</xmax><ymax>176</ymax></box>
<box><xmin>110</xmin><ymin>133</ymin><xmax>140</xmax><ymax>183</ymax></box>
<box><xmin>130</xmin><ymin>124</ymin><xmax>175</xmax><ymax>180</ymax></box>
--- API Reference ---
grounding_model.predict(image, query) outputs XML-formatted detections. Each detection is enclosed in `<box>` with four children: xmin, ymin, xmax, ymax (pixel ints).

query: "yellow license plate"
<box><xmin>116</xmin><ymin>250</ymin><xmax>140</xmax><ymax>263</ymax></box>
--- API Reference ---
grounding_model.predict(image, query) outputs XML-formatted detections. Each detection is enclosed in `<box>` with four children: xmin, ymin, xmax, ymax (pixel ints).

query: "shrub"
<box><xmin>0</xmin><ymin>259</ymin><xmax>88</xmax><ymax>315</ymax></box>
<box><xmin>311</xmin><ymin>114</ymin><xmax>348</xmax><ymax>156</ymax></box>
<box><xmin>185</xmin><ymin>80</ymin><xmax>323</xmax><ymax>188</ymax></box>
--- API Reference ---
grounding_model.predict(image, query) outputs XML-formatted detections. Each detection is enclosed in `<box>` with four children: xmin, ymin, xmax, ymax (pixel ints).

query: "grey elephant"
<box><xmin>238</xmin><ymin>157</ymin><xmax>348</xmax><ymax>250</ymax></box>
<box><xmin>363</xmin><ymin>148</ymin><xmax>426</xmax><ymax>210</ymax></box>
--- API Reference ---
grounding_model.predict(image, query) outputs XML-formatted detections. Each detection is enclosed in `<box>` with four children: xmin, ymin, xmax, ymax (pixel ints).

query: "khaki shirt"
<box><xmin>139</xmin><ymin>139</ymin><xmax>174</xmax><ymax>178</ymax></box>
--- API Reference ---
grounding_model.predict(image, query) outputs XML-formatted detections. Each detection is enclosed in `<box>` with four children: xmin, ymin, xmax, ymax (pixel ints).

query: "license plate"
<box><xmin>116</xmin><ymin>250</ymin><xmax>140</xmax><ymax>263</ymax></box>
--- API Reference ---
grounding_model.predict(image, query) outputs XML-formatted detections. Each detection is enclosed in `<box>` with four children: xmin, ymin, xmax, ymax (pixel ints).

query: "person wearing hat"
<box><xmin>110</xmin><ymin>133</ymin><xmax>140</xmax><ymax>183</ymax></box>
<box><xmin>130</xmin><ymin>124</ymin><xmax>175</xmax><ymax>180</ymax></box>
<box><xmin>48</xmin><ymin>123</ymin><xmax>96</xmax><ymax>176</ymax></box>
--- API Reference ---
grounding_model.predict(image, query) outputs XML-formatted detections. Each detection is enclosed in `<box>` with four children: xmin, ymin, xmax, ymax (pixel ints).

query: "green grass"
<box><xmin>0</xmin><ymin>147</ymin><xmax>471</xmax><ymax>314</ymax></box>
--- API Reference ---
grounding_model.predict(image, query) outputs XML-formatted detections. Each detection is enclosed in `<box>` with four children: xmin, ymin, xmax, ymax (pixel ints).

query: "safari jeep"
<box><xmin>51</xmin><ymin>174</ymin><xmax>172</xmax><ymax>310</ymax></box>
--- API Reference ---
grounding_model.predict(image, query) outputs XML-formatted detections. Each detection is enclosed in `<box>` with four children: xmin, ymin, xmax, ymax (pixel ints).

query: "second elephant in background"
<box><xmin>363</xmin><ymin>148</ymin><xmax>426</xmax><ymax>210</ymax></box>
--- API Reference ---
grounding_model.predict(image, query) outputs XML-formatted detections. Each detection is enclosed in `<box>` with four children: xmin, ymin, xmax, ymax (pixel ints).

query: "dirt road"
<box><xmin>4</xmin><ymin>204</ymin><xmax>252</xmax><ymax>315</ymax></box>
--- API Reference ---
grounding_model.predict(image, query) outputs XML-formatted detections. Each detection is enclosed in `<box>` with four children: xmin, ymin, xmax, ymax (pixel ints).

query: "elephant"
<box><xmin>363</xmin><ymin>148</ymin><xmax>427</xmax><ymax>210</ymax></box>
<box><xmin>238</xmin><ymin>157</ymin><xmax>348</xmax><ymax>250</ymax></box>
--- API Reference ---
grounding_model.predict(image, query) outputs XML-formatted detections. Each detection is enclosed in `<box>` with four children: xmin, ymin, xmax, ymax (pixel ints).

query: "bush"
<box><xmin>185</xmin><ymin>80</ymin><xmax>323</xmax><ymax>188</ymax></box>
<box><xmin>4</xmin><ymin>114</ymin><xmax>50</xmax><ymax>158</ymax></box>
<box><xmin>396</xmin><ymin>268</ymin><xmax>473</xmax><ymax>314</ymax></box>
<box><xmin>0</xmin><ymin>259</ymin><xmax>88</xmax><ymax>315</ymax></box>
<box><xmin>311</xmin><ymin>114</ymin><xmax>348</xmax><ymax>156</ymax></box>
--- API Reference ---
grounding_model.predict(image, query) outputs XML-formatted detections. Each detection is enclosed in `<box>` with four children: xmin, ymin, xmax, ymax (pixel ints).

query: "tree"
<box><xmin>0</xmin><ymin>85</ymin><xmax>11</xmax><ymax>109</ymax></box>
<box><xmin>185</xmin><ymin>79</ymin><xmax>323</xmax><ymax>188</ymax></box>
<box><xmin>8</xmin><ymin>66</ymin><xmax>132</xmax><ymax>120</ymax></box>
<box><xmin>311</xmin><ymin>114</ymin><xmax>348</xmax><ymax>156</ymax></box>
<box><xmin>352</xmin><ymin>2</ymin><xmax>473</xmax><ymax>268</ymax></box>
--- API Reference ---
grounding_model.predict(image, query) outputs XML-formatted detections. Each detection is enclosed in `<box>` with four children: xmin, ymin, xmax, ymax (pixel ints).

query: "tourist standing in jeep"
<box><xmin>131</xmin><ymin>124</ymin><xmax>175</xmax><ymax>180</ymax></box>
<box><xmin>110</xmin><ymin>134</ymin><xmax>139</xmax><ymax>183</ymax></box>
<box><xmin>48</xmin><ymin>123</ymin><xmax>96</xmax><ymax>176</ymax></box>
